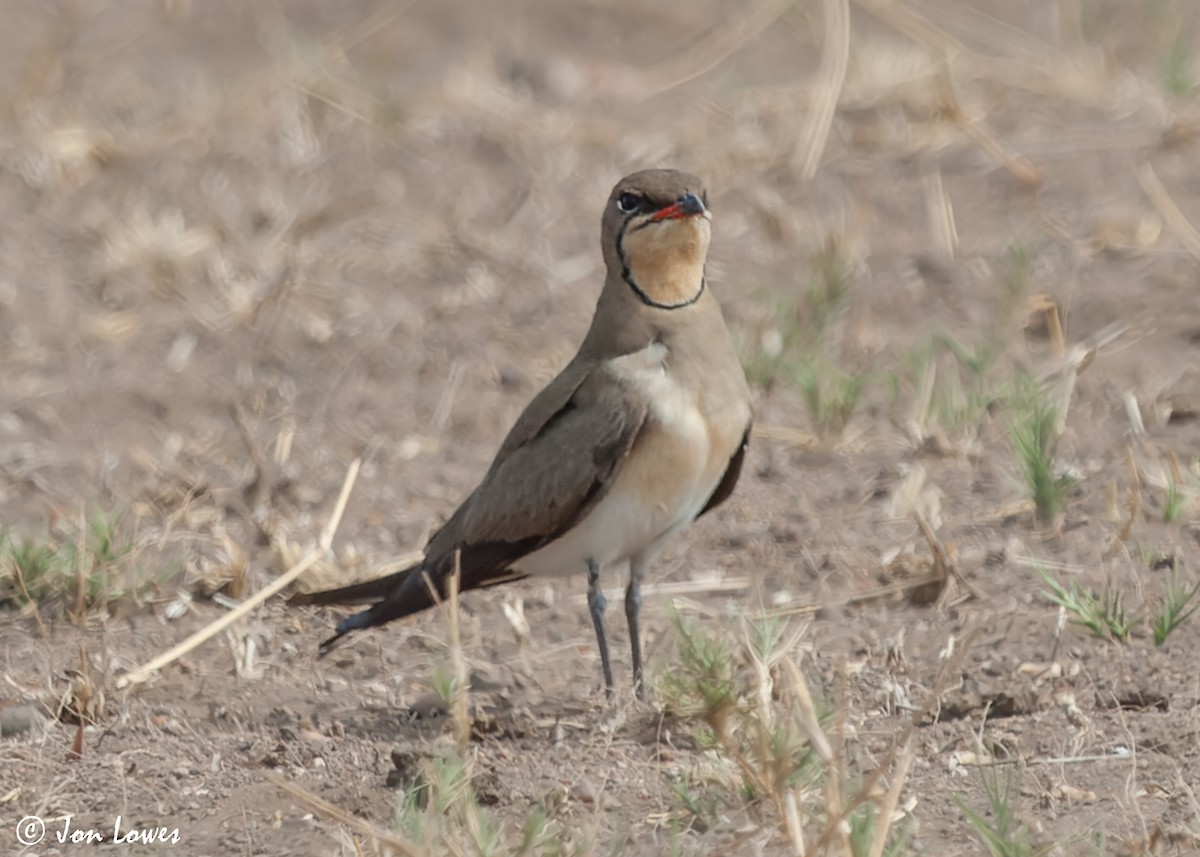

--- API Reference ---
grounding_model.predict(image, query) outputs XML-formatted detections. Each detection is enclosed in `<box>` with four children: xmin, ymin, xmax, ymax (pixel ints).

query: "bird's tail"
<box><xmin>288</xmin><ymin>563</ymin><xmax>420</xmax><ymax>607</ymax></box>
<box><xmin>289</xmin><ymin>560</ymin><xmax>441</xmax><ymax>657</ymax></box>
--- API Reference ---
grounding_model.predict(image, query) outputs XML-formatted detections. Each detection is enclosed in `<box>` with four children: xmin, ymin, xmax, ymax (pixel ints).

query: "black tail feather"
<box><xmin>295</xmin><ymin>549</ymin><xmax>532</xmax><ymax>655</ymax></box>
<box><xmin>316</xmin><ymin>609</ymin><xmax>375</xmax><ymax>657</ymax></box>
<box><xmin>289</xmin><ymin>563</ymin><xmax>420</xmax><ymax>607</ymax></box>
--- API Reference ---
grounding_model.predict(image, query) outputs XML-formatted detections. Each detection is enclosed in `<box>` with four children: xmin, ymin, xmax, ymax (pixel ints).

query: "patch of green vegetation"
<box><xmin>1163</xmin><ymin>28</ymin><xmax>1196</xmax><ymax>98</ymax></box>
<box><xmin>1040</xmin><ymin>567</ymin><xmax>1139</xmax><ymax>643</ymax></box>
<box><xmin>1163</xmin><ymin>470</ymin><xmax>1186</xmax><ymax>524</ymax></box>
<box><xmin>956</xmin><ymin>760</ymin><xmax>1052</xmax><ymax>857</ymax></box>
<box><xmin>1041</xmin><ymin>557</ymin><xmax>1199</xmax><ymax>648</ymax></box>
<box><xmin>734</xmin><ymin>240</ymin><xmax>868</xmax><ymax>434</ymax></box>
<box><xmin>391</xmin><ymin>751</ymin><xmax>555</xmax><ymax>856</ymax></box>
<box><xmin>848</xmin><ymin>792</ymin><xmax>913</xmax><ymax>857</ymax></box>
<box><xmin>740</xmin><ymin>242</ymin><xmax>869</xmax><ymax>437</ymax></box>
<box><xmin>1008</xmin><ymin>377</ymin><xmax>1075</xmax><ymax>525</ymax></box>
<box><xmin>658</xmin><ymin>611</ymin><xmax>912</xmax><ymax>855</ymax></box>
<box><xmin>901</xmin><ymin>334</ymin><xmax>1004</xmax><ymax>438</ymax></box>
<box><xmin>1152</xmin><ymin>567</ymin><xmax>1200</xmax><ymax>645</ymax></box>
<box><xmin>797</xmin><ymin>355</ymin><xmax>869</xmax><ymax>437</ymax></box>
<box><xmin>0</xmin><ymin>509</ymin><xmax>162</xmax><ymax>611</ymax></box>
<box><xmin>1001</xmin><ymin>241</ymin><xmax>1034</xmax><ymax>301</ymax></box>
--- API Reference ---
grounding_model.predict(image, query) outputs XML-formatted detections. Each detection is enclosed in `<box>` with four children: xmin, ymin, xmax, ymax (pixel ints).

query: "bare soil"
<box><xmin>2</xmin><ymin>1</ymin><xmax>1199</xmax><ymax>855</ymax></box>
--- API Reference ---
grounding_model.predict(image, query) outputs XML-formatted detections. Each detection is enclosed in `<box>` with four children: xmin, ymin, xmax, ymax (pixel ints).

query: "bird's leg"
<box><xmin>586</xmin><ymin>559</ymin><xmax>614</xmax><ymax>696</ymax></box>
<box><xmin>625</xmin><ymin>558</ymin><xmax>646</xmax><ymax>700</ymax></box>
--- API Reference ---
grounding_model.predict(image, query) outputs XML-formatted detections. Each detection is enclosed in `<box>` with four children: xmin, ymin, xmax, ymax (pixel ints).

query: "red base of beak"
<box><xmin>651</xmin><ymin>202</ymin><xmax>688</xmax><ymax>222</ymax></box>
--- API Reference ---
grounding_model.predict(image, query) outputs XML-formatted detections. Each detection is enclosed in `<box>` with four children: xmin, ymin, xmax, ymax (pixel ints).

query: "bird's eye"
<box><xmin>616</xmin><ymin>192</ymin><xmax>641</xmax><ymax>213</ymax></box>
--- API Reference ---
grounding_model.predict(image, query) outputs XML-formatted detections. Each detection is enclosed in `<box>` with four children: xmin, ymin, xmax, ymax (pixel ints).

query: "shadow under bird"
<box><xmin>291</xmin><ymin>168</ymin><xmax>752</xmax><ymax>698</ymax></box>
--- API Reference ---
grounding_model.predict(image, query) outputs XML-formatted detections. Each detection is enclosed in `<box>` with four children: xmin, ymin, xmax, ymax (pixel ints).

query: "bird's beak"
<box><xmin>651</xmin><ymin>192</ymin><xmax>706</xmax><ymax>222</ymax></box>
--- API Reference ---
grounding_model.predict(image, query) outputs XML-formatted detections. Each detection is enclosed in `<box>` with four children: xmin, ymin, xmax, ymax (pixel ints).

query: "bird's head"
<box><xmin>601</xmin><ymin>169</ymin><xmax>711</xmax><ymax>310</ymax></box>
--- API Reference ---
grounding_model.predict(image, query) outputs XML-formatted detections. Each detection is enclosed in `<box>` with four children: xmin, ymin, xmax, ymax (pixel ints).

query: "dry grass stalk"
<box><xmin>924</xmin><ymin>168</ymin><xmax>958</xmax><ymax>260</ymax></box>
<box><xmin>853</xmin><ymin>0</ymin><xmax>968</xmax><ymax>59</ymax></box>
<box><xmin>574</xmin><ymin>575</ymin><xmax>751</xmax><ymax>605</ymax></box>
<box><xmin>1122</xmin><ymin>390</ymin><xmax>1146</xmax><ymax>436</ymax></box>
<box><xmin>445</xmin><ymin>550</ymin><xmax>471</xmax><ymax>757</ymax></box>
<box><xmin>915</xmin><ymin>510</ymin><xmax>984</xmax><ymax>604</ymax></box>
<box><xmin>1117</xmin><ymin>446</ymin><xmax>1141</xmax><ymax>543</ymax></box>
<box><xmin>1025</xmin><ymin>295</ymin><xmax>1065</xmax><ymax>360</ymax></box>
<box><xmin>916</xmin><ymin>0</ymin><xmax>1061</xmax><ymax>65</ymax></box>
<box><xmin>811</xmin><ymin>623</ymin><xmax>981</xmax><ymax>854</ymax></box>
<box><xmin>869</xmin><ymin>742</ymin><xmax>915</xmax><ymax>857</ymax></box>
<box><xmin>266</xmin><ymin>772</ymin><xmax>421</xmax><ymax>856</ymax></box>
<box><xmin>634</xmin><ymin>0</ymin><xmax>793</xmax><ymax>100</ymax></box>
<box><xmin>116</xmin><ymin>458</ymin><xmax>361</xmax><ymax>689</ymax></box>
<box><xmin>757</xmin><ymin>423</ymin><xmax>821</xmax><ymax>448</ymax></box>
<box><xmin>324</xmin><ymin>0</ymin><xmax>422</xmax><ymax>54</ymax></box>
<box><xmin>771</xmin><ymin>574</ymin><xmax>947</xmax><ymax>618</ymax></box>
<box><xmin>232</xmin><ymin>403</ymin><xmax>273</xmax><ymax>513</ymax></box>
<box><xmin>793</xmin><ymin>0</ymin><xmax>851</xmax><ymax>180</ymax></box>
<box><xmin>851</xmin><ymin>5</ymin><xmax>1047</xmax><ymax>183</ymax></box>
<box><xmin>73</xmin><ymin>503</ymin><xmax>88</xmax><ymax>621</ymax></box>
<box><xmin>947</xmin><ymin>96</ymin><xmax>1042</xmax><ymax>188</ymax></box>
<box><xmin>1136</xmin><ymin>163</ymin><xmax>1200</xmax><ymax>262</ymax></box>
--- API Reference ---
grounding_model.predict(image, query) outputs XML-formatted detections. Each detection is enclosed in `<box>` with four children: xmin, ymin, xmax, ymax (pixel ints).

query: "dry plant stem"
<box><xmin>1118</xmin><ymin>446</ymin><xmax>1141</xmax><ymax>543</ymax></box>
<box><xmin>446</xmin><ymin>550</ymin><xmax>471</xmax><ymax>756</ymax></box>
<box><xmin>915</xmin><ymin>510</ymin><xmax>986</xmax><ymax>603</ymax></box>
<box><xmin>116</xmin><ymin>458</ymin><xmax>361</xmax><ymax>689</ymax></box>
<box><xmin>634</xmin><ymin>0</ymin><xmax>793</xmax><ymax>100</ymax></box>
<box><xmin>1137</xmin><ymin>163</ymin><xmax>1200</xmax><ymax>261</ymax></box>
<box><xmin>768</xmin><ymin>574</ymin><xmax>949</xmax><ymax>617</ymax></box>
<box><xmin>265</xmin><ymin>772</ymin><xmax>421</xmax><ymax>857</ymax></box>
<box><xmin>853</xmin><ymin>0</ymin><xmax>969</xmax><ymax>58</ymax></box>
<box><xmin>793</xmin><ymin>0</ymin><xmax>850</xmax><ymax>180</ymax></box>
<box><xmin>868</xmin><ymin>743</ymin><xmax>916</xmax><ymax>857</ymax></box>
<box><xmin>74</xmin><ymin>502</ymin><xmax>87</xmax><ymax>621</ymax></box>
<box><xmin>325</xmin><ymin>0</ymin><xmax>423</xmax><ymax>54</ymax></box>
<box><xmin>1043</xmin><ymin>301</ymin><xmax>1065</xmax><ymax>360</ymax></box>
<box><xmin>756</xmin><ymin>424</ymin><xmax>821</xmax><ymax>449</ymax></box>
<box><xmin>924</xmin><ymin>169</ymin><xmax>958</xmax><ymax>260</ymax></box>
<box><xmin>950</xmin><ymin>97</ymin><xmax>1042</xmax><ymax>188</ymax></box>
<box><xmin>810</xmin><ymin>624</ymin><xmax>982</xmax><ymax>853</ymax></box>
<box><xmin>783</xmin><ymin>789</ymin><xmax>806</xmax><ymax>855</ymax></box>
<box><xmin>232</xmin><ymin>403</ymin><xmax>272</xmax><ymax>512</ymax></box>
<box><xmin>1166</xmin><ymin>451</ymin><xmax>1185</xmax><ymax>487</ymax></box>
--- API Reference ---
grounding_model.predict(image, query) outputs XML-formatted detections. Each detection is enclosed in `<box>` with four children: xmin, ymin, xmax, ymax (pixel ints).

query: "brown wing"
<box><xmin>425</xmin><ymin>366</ymin><xmax>649</xmax><ymax>576</ymax></box>
<box><xmin>297</xmin><ymin>363</ymin><xmax>651</xmax><ymax>650</ymax></box>
<box><xmin>698</xmin><ymin>425</ymin><xmax>750</xmax><ymax>517</ymax></box>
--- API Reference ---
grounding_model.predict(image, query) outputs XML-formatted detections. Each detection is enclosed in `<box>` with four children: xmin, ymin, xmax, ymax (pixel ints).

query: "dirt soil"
<box><xmin>2</xmin><ymin>1</ymin><xmax>1200</xmax><ymax>855</ymax></box>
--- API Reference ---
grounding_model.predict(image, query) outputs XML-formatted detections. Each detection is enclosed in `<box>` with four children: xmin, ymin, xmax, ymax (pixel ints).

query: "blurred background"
<box><xmin>2</xmin><ymin>1</ymin><xmax>1200</xmax><ymax>854</ymax></box>
<box><xmin>1</xmin><ymin>0</ymin><xmax>1197</xmax><ymax>528</ymax></box>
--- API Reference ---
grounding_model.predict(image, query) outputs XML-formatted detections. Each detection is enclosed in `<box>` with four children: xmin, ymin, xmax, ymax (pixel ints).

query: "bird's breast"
<box><xmin>515</xmin><ymin>345</ymin><xmax>746</xmax><ymax>579</ymax></box>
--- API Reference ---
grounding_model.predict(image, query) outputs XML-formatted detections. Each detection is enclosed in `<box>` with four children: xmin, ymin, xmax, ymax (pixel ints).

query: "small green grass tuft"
<box><xmin>740</xmin><ymin>240</ymin><xmax>867</xmax><ymax>437</ymax></box>
<box><xmin>0</xmin><ymin>509</ymin><xmax>161</xmax><ymax>611</ymax></box>
<box><xmin>1163</xmin><ymin>470</ymin><xmax>1186</xmax><ymax>524</ymax></box>
<box><xmin>1040</xmin><ymin>567</ymin><xmax>1139</xmax><ymax>643</ymax></box>
<box><xmin>1002</xmin><ymin>241</ymin><xmax>1034</xmax><ymax>301</ymax></box>
<box><xmin>1152</xmin><ymin>568</ymin><xmax>1200</xmax><ymax>646</ymax></box>
<box><xmin>797</xmin><ymin>356</ymin><xmax>869</xmax><ymax>437</ymax></box>
<box><xmin>1163</xmin><ymin>29</ymin><xmax>1196</xmax><ymax>98</ymax></box>
<box><xmin>955</xmin><ymin>760</ymin><xmax>1051</xmax><ymax>857</ymax></box>
<box><xmin>1008</xmin><ymin>378</ymin><xmax>1074</xmax><ymax>525</ymax></box>
<box><xmin>903</xmin><ymin>334</ymin><xmax>1004</xmax><ymax>438</ymax></box>
<box><xmin>659</xmin><ymin>611</ymin><xmax>912</xmax><ymax>855</ymax></box>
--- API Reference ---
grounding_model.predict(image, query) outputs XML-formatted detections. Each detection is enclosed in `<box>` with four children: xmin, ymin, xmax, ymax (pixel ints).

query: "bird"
<box><xmin>291</xmin><ymin>168</ymin><xmax>752</xmax><ymax>699</ymax></box>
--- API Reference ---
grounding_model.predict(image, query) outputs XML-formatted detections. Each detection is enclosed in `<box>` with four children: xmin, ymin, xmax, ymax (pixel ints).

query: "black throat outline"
<box><xmin>616</xmin><ymin>219</ymin><xmax>706</xmax><ymax>310</ymax></box>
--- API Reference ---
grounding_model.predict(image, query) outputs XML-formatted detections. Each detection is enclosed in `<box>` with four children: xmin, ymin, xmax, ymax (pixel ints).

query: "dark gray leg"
<box><xmin>587</xmin><ymin>559</ymin><xmax>614</xmax><ymax>696</ymax></box>
<box><xmin>625</xmin><ymin>559</ymin><xmax>646</xmax><ymax>699</ymax></box>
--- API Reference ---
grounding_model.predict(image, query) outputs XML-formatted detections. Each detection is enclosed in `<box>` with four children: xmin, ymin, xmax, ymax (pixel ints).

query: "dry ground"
<box><xmin>2</xmin><ymin>1</ymin><xmax>1200</xmax><ymax>855</ymax></box>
